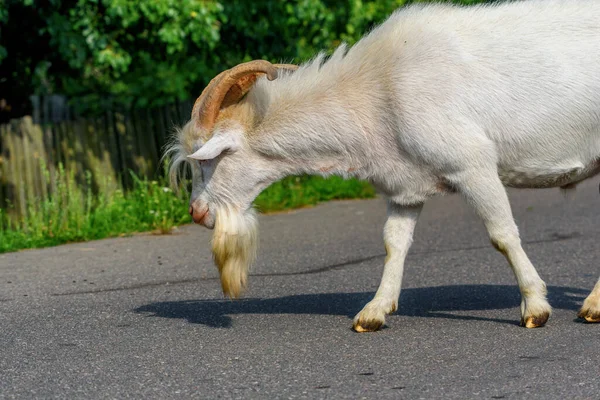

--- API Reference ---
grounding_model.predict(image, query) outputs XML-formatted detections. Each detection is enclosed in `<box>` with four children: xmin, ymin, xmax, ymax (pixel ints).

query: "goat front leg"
<box><xmin>578</xmin><ymin>278</ymin><xmax>600</xmax><ymax>322</ymax></box>
<box><xmin>353</xmin><ymin>202</ymin><xmax>422</xmax><ymax>332</ymax></box>
<box><xmin>451</xmin><ymin>168</ymin><xmax>552</xmax><ymax>328</ymax></box>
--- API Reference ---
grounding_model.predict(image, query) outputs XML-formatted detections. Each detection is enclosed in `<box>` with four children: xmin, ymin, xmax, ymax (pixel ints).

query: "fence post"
<box><xmin>1</xmin><ymin>99</ymin><xmax>190</xmax><ymax>223</ymax></box>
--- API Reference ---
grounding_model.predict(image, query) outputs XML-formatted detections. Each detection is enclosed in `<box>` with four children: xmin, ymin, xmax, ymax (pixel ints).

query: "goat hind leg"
<box><xmin>451</xmin><ymin>168</ymin><xmax>552</xmax><ymax>328</ymax></box>
<box><xmin>353</xmin><ymin>202</ymin><xmax>422</xmax><ymax>332</ymax></box>
<box><xmin>578</xmin><ymin>278</ymin><xmax>600</xmax><ymax>322</ymax></box>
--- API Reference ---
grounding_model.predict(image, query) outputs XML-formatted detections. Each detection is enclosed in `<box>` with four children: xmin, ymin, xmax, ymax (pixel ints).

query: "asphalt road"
<box><xmin>1</xmin><ymin>179</ymin><xmax>599</xmax><ymax>399</ymax></box>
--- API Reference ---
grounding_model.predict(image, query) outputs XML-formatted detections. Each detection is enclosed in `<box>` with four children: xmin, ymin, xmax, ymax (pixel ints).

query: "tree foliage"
<box><xmin>0</xmin><ymin>0</ymin><xmax>488</xmax><ymax>116</ymax></box>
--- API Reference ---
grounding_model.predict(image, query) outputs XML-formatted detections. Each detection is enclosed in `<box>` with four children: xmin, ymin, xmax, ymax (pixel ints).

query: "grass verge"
<box><xmin>0</xmin><ymin>167</ymin><xmax>375</xmax><ymax>254</ymax></box>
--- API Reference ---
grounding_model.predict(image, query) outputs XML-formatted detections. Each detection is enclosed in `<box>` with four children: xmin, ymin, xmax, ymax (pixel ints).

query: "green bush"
<box><xmin>0</xmin><ymin>0</ymin><xmax>490</xmax><ymax>114</ymax></box>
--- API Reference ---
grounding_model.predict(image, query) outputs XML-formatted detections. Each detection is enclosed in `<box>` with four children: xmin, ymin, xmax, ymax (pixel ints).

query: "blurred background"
<box><xmin>0</xmin><ymin>0</ymin><xmax>486</xmax><ymax>252</ymax></box>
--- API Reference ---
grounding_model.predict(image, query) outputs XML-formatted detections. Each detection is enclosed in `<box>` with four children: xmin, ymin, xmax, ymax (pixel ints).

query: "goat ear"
<box><xmin>187</xmin><ymin>132</ymin><xmax>241</xmax><ymax>161</ymax></box>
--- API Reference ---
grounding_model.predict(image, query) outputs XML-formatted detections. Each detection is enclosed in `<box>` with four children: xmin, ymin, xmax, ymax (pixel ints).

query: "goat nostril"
<box><xmin>189</xmin><ymin>206</ymin><xmax>193</xmax><ymax>216</ymax></box>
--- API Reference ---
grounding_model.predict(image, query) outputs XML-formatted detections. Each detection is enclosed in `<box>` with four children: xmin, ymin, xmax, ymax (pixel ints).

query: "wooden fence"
<box><xmin>0</xmin><ymin>100</ymin><xmax>193</xmax><ymax>219</ymax></box>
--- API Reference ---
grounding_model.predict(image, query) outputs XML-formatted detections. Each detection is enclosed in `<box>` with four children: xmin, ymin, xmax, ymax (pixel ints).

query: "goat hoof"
<box><xmin>578</xmin><ymin>295</ymin><xmax>600</xmax><ymax>322</ymax></box>
<box><xmin>353</xmin><ymin>299</ymin><xmax>396</xmax><ymax>332</ymax></box>
<box><xmin>353</xmin><ymin>318</ymin><xmax>384</xmax><ymax>333</ymax></box>
<box><xmin>577</xmin><ymin>308</ymin><xmax>600</xmax><ymax>323</ymax></box>
<box><xmin>520</xmin><ymin>312</ymin><xmax>550</xmax><ymax>328</ymax></box>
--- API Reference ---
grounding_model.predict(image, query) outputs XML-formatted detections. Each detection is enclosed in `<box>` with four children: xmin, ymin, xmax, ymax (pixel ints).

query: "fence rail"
<box><xmin>0</xmin><ymin>100</ymin><xmax>193</xmax><ymax>219</ymax></box>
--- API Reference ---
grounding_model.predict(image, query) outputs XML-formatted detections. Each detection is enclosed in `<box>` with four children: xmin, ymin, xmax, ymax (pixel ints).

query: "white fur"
<box><xmin>171</xmin><ymin>0</ymin><xmax>600</xmax><ymax>329</ymax></box>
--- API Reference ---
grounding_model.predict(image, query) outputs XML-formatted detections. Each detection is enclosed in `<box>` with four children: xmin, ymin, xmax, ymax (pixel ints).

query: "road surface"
<box><xmin>1</xmin><ymin>179</ymin><xmax>599</xmax><ymax>399</ymax></box>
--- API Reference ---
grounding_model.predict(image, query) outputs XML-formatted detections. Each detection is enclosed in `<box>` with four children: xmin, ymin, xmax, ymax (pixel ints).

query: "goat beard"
<box><xmin>211</xmin><ymin>207</ymin><xmax>259</xmax><ymax>298</ymax></box>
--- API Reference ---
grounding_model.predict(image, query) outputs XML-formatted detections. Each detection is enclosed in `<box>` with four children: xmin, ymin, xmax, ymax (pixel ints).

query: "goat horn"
<box><xmin>219</xmin><ymin>63</ymin><xmax>300</xmax><ymax>109</ymax></box>
<box><xmin>192</xmin><ymin>61</ymin><xmax>299</xmax><ymax>132</ymax></box>
<box><xmin>192</xmin><ymin>60</ymin><xmax>279</xmax><ymax>132</ymax></box>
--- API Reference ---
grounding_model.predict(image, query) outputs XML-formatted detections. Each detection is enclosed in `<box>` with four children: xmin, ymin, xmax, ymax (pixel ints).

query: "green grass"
<box><xmin>0</xmin><ymin>166</ymin><xmax>376</xmax><ymax>254</ymax></box>
<box><xmin>255</xmin><ymin>175</ymin><xmax>376</xmax><ymax>212</ymax></box>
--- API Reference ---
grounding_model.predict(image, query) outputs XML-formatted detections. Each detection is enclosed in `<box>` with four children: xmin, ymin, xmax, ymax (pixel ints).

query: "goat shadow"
<box><xmin>134</xmin><ymin>284</ymin><xmax>590</xmax><ymax>328</ymax></box>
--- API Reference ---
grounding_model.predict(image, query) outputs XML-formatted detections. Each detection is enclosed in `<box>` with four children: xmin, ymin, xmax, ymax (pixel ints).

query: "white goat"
<box><xmin>167</xmin><ymin>0</ymin><xmax>600</xmax><ymax>332</ymax></box>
